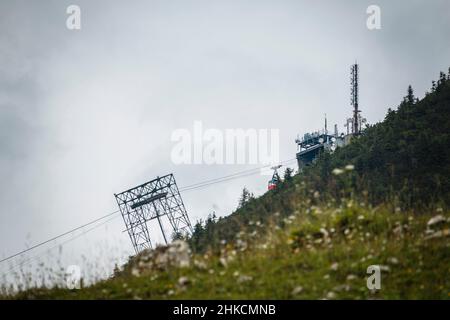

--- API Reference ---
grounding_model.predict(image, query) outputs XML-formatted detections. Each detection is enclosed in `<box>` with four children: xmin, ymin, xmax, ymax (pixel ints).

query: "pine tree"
<box><xmin>284</xmin><ymin>167</ymin><xmax>294</xmax><ymax>181</ymax></box>
<box><xmin>406</xmin><ymin>85</ymin><xmax>415</xmax><ymax>105</ymax></box>
<box><xmin>431</xmin><ymin>80</ymin><xmax>437</xmax><ymax>92</ymax></box>
<box><xmin>238</xmin><ymin>187</ymin><xmax>253</xmax><ymax>209</ymax></box>
<box><xmin>113</xmin><ymin>264</ymin><xmax>121</xmax><ymax>277</ymax></box>
<box><xmin>439</xmin><ymin>71</ymin><xmax>446</xmax><ymax>84</ymax></box>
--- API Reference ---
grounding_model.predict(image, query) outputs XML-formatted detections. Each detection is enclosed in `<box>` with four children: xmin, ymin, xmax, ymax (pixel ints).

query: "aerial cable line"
<box><xmin>179</xmin><ymin>158</ymin><xmax>297</xmax><ymax>192</ymax></box>
<box><xmin>0</xmin><ymin>210</ymin><xmax>119</xmax><ymax>264</ymax></box>
<box><xmin>0</xmin><ymin>158</ymin><xmax>297</xmax><ymax>265</ymax></box>
<box><xmin>6</xmin><ymin>214</ymin><xmax>121</xmax><ymax>273</ymax></box>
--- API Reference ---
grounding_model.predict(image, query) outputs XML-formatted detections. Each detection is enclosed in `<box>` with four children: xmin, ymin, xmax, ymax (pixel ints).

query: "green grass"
<box><xmin>6</xmin><ymin>201</ymin><xmax>449</xmax><ymax>300</ymax></box>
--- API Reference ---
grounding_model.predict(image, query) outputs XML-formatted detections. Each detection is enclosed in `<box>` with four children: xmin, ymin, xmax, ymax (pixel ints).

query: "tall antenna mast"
<box><xmin>350</xmin><ymin>63</ymin><xmax>360</xmax><ymax>135</ymax></box>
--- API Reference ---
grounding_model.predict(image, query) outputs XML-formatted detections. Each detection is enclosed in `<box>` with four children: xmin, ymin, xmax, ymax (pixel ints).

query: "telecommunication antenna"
<box><xmin>350</xmin><ymin>63</ymin><xmax>360</xmax><ymax>135</ymax></box>
<box><xmin>114</xmin><ymin>173</ymin><xmax>193</xmax><ymax>254</ymax></box>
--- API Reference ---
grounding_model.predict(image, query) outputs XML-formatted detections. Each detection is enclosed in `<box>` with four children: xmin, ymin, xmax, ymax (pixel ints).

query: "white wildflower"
<box><xmin>237</xmin><ymin>275</ymin><xmax>253</xmax><ymax>283</ymax></box>
<box><xmin>219</xmin><ymin>257</ymin><xmax>228</xmax><ymax>268</ymax></box>
<box><xmin>379</xmin><ymin>265</ymin><xmax>391</xmax><ymax>272</ymax></box>
<box><xmin>345</xmin><ymin>164</ymin><xmax>355</xmax><ymax>171</ymax></box>
<box><xmin>388</xmin><ymin>257</ymin><xmax>399</xmax><ymax>265</ymax></box>
<box><xmin>330</xmin><ymin>262</ymin><xmax>339</xmax><ymax>271</ymax></box>
<box><xmin>131</xmin><ymin>267</ymin><xmax>140</xmax><ymax>277</ymax></box>
<box><xmin>346</xmin><ymin>274</ymin><xmax>357</xmax><ymax>281</ymax></box>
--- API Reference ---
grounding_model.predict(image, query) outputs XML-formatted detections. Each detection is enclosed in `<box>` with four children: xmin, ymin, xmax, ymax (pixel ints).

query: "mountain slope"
<box><xmin>188</xmin><ymin>70</ymin><xmax>450</xmax><ymax>253</ymax></box>
<box><xmin>3</xmin><ymin>70</ymin><xmax>450</xmax><ymax>300</ymax></box>
<box><xmin>8</xmin><ymin>202</ymin><xmax>450</xmax><ymax>299</ymax></box>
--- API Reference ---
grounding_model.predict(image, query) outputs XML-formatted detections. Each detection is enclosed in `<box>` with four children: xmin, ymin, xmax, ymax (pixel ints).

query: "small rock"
<box><xmin>393</xmin><ymin>225</ymin><xmax>403</xmax><ymax>236</ymax></box>
<box><xmin>425</xmin><ymin>229</ymin><xmax>450</xmax><ymax>240</ymax></box>
<box><xmin>131</xmin><ymin>240</ymin><xmax>191</xmax><ymax>275</ymax></box>
<box><xmin>427</xmin><ymin>215</ymin><xmax>446</xmax><ymax>228</ymax></box>
<box><xmin>320</xmin><ymin>228</ymin><xmax>329</xmax><ymax>238</ymax></box>
<box><xmin>291</xmin><ymin>286</ymin><xmax>303</xmax><ymax>295</ymax></box>
<box><xmin>178</xmin><ymin>276</ymin><xmax>190</xmax><ymax>286</ymax></box>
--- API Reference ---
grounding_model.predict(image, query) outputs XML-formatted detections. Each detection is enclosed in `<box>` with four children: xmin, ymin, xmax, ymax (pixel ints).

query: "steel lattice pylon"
<box><xmin>114</xmin><ymin>174</ymin><xmax>193</xmax><ymax>254</ymax></box>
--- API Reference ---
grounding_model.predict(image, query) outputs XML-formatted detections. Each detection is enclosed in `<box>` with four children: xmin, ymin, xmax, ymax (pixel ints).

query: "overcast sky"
<box><xmin>1</xmin><ymin>0</ymin><xmax>449</xmax><ymax>284</ymax></box>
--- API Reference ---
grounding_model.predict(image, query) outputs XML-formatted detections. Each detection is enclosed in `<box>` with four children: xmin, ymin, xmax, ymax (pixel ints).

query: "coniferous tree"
<box><xmin>439</xmin><ymin>71</ymin><xmax>446</xmax><ymax>85</ymax></box>
<box><xmin>284</xmin><ymin>167</ymin><xmax>293</xmax><ymax>181</ymax></box>
<box><xmin>406</xmin><ymin>85</ymin><xmax>415</xmax><ymax>105</ymax></box>
<box><xmin>238</xmin><ymin>187</ymin><xmax>253</xmax><ymax>209</ymax></box>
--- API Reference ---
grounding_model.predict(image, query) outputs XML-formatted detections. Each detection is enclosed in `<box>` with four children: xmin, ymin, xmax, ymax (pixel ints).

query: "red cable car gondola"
<box><xmin>268</xmin><ymin>165</ymin><xmax>282</xmax><ymax>190</ymax></box>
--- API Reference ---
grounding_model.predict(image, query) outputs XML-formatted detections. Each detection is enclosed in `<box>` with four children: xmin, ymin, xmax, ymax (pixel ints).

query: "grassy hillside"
<box><xmin>8</xmin><ymin>200</ymin><xmax>450</xmax><ymax>299</ymax></box>
<box><xmin>2</xmin><ymin>70</ymin><xmax>450</xmax><ymax>300</ymax></box>
<box><xmin>188</xmin><ymin>69</ymin><xmax>450</xmax><ymax>253</ymax></box>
